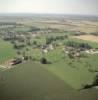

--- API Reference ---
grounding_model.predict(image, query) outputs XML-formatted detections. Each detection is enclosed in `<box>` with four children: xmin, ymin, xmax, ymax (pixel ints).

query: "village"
<box><xmin>1</xmin><ymin>30</ymin><xmax>98</xmax><ymax>71</ymax></box>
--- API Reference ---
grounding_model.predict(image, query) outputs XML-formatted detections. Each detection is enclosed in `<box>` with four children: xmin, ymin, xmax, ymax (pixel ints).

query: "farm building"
<box><xmin>41</xmin><ymin>44</ymin><xmax>54</xmax><ymax>54</ymax></box>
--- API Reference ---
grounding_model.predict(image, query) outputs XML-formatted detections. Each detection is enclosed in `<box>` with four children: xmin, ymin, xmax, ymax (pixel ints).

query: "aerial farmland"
<box><xmin>0</xmin><ymin>14</ymin><xmax>98</xmax><ymax>100</ymax></box>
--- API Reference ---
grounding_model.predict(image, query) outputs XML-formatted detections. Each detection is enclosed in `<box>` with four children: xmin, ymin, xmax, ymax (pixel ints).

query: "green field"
<box><xmin>0</xmin><ymin>39</ymin><xmax>16</xmax><ymax>64</ymax></box>
<box><xmin>23</xmin><ymin>35</ymin><xmax>98</xmax><ymax>89</ymax></box>
<box><xmin>40</xmin><ymin>46</ymin><xmax>98</xmax><ymax>89</ymax></box>
<box><xmin>14</xmin><ymin>35</ymin><xmax>98</xmax><ymax>89</ymax></box>
<box><xmin>0</xmin><ymin>35</ymin><xmax>98</xmax><ymax>89</ymax></box>
<box><xmin>0</xmin><ymin>15</ymin><xmax>98</xmax><ymax>100</ymax></box>
<box><xmin>0</xmin><ymin>61</ymin><xmax>98</xmax><ymax>100</ymax></box>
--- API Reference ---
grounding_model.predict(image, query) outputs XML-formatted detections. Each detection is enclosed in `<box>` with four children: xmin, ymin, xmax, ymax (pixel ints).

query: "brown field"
<box><xmin>24</xmin><ymin>19</ymin><xmax>98</xmax><ymax>33</ymax></box>
<box><xmin>72</xmin><ymin>35</ymin><xmax>98</xmax><ymax>43</ymax></box>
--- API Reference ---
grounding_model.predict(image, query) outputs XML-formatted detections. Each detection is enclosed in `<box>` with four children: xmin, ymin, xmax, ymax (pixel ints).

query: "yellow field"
<box><xmin>72</xmin><ymin>35</ymin><xmax>98</xmax><ymax>43</ymax></box>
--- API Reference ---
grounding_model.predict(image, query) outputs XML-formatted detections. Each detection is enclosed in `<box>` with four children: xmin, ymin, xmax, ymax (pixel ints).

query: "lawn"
<box><xmin>0</xmin><ymin>39</ymin><xmax>16</xmax><ymax>64</ymax></box>
<box><xmin>0</xmin><ymin>61</ymin><xmax>98</xmax><ymax>100</ymax></box>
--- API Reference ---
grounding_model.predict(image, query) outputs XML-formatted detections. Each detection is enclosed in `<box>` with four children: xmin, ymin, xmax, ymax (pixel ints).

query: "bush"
<box><xmin>23</xmin><ymin>56</ymin><xmax>29</xmax><ymax>61</ymax></box>
<box><xmin>93</xmin><ymin>75</ymin><xmax>98</xmax><ymax>86</ymax></box>
<box><xmin>82</xmin><ymin>84</ymin><xmax>93</xmax><ymax>90</ymax></box>
<box><xmin>66</xmin><ymin>41</ymin><xmax>92</xmax><ymax>49</ymax></box>
<box><xmin>40</xmin><ymin>57</ymin><xmax>48</xmax><ymax>64</ymax></box>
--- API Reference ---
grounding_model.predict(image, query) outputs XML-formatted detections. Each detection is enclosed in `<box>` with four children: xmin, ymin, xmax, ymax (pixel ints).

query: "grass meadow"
<box><xmin>0</xmin><ymin>61</ymin><xmax>98</xmax><ymax>100</ymax></box>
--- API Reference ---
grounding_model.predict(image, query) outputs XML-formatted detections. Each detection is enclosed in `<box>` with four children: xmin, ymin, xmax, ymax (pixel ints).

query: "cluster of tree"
<box><xmin>92</xmin><ymin>75</ymin><xmax>98</xmax><ymax>86</ymax></box>
<box><xmin>68</xmin><ymin>51</ymin><xmax>76</xmax><ymax>59</ymax></box>
<box><xmin>40</xmin><ymin>57</ymin><xmax>51</xmax><ymax>64</ymax></box>
<box><xmin>16</xmin><ymin>50</ymin><xmax>33</xmax><ymax>61</ymax></box>
<box><xmin>66</xmin><ymin>41</ymin><xmax>92</xmax><ymax>49</ymax></box>
<box><xmin>46</xmin><ymin>35</ymin><xmax>68</xmax><ymax>44</ymax></box>
<box><xmin>40</xmin><ymin>57</ymin><xmax>48</xmax><ymax>64</ymax></box>
<box><xmin>46</xmin><ymin>37</ymin><xmax>53</xmax><ymax>44</ymax></box>
<box><xmin>46</xmin><ymin>28</ymin><xmax>61</xmax><ymax>33</ymax></box>
<box><xmin>2</xmin><ymin>31</ymin><xmax>36</xmax><ymax>50</ymax></box>
<box><xmin>3</xmin><ymin>35</ymin><xmax>19</xmax><ymax>41</ymax></box>
<box><xmin>68</xmin><ymin>50</ymin><xmax>87</xmax><ymax>59</ymax></box>
<box><xmin>13</xmin><ymin>43</ymin><xmax>26</xmax><ymax>49</ymax></box>
<box><xmin>2</xmin><ymin>32</ymin><xmax>26</xmax><ymax>42</ymax></box>
<box><xmin>0</xmin><ymin>22</ymin><xmax>21</xmax><ymax>26</ymax></box>
<box><xmin>29</xmin><ymin>26</ymin><xmax>40</xmax><ymax>32</ymax></box>
<box><xmin>91</xmin><ymin>32</ymin><xmax>98</xmax><ymax>36</ymax></box>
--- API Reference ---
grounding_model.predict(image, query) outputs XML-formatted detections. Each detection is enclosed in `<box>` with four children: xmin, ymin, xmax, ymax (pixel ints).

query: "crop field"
<box><xmin>73</xmin><ymin>35</ymin><xmax>98</xmax><ymax>43</ymax></box>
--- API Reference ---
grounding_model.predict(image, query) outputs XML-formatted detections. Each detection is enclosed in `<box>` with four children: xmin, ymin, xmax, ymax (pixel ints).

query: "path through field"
<box><xmin>0</xmin><ymin>65</ymin><xmax>12</xmax><ymax>71</ymax></box>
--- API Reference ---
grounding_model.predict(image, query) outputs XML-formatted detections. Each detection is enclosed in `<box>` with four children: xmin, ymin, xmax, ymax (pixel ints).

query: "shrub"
<box><xmin>40</xmin><ymin>57</ymin><xmax>48</xmax><ymax>64</ymax></box>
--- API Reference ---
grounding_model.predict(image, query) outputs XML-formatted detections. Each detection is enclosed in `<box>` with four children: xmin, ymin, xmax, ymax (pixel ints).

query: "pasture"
<box><xmin>0</xmin><ymin>61</ymin><xmax>98</xmax><ymax>100</ymax></box>
<box><xmin>43</xmin><ymin>48</ymin><xmax>98</xmax><ymax>89</ymax></box>
<box><xmin>13</xmin><ymin>34</ymin><xmax>98</xmax><ymax>89</ymax></box>
<box><xmin>0</xmin><ymin>34</ymin><xmax>98</xmax><ymax>90</ymax></box>
<box><xmin>0</xmin><ymin>39</ymin><xmax>16</xmax><ymax>64</ymax></box>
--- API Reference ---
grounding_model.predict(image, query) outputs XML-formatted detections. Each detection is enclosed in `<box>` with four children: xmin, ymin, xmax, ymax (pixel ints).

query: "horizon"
<box><xmin>0</xmin><ymin>0</ymin><xmax>97</xmax><ymax>16</ymax></box>
<box><xmin>0</xmin><ymin>12</ymin><xmax>98</xmax><ymax>17</ymax></box>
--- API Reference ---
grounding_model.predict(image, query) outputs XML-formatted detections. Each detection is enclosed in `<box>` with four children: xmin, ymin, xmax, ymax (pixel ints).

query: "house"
<box><xmin>85</xmin><ymin>50</ymin><xmax>90</xmax><ymax>54</ymax></box>
<box><xmin>42</xmin><ymin>49</ymin><xmax>48</xmax><ymax>53</ymax></box>
<box><xmin>32</xmin><ymin>32</ymin><xmax>40</xmax><ymax>38</ymax></box>
<box><xmin>41</xmin><ymin>45</ymin><xmax>49</xmax><ymax>54</ymax></box>
<box><xmin>41</xmin><ymin>44</ymin><xmax>54</xmax><ymax>54</ymax></box>
<box><xmin>85</xmin><ymin>49</ymin><xmax>98</xmax><ymax>54</ymax></box>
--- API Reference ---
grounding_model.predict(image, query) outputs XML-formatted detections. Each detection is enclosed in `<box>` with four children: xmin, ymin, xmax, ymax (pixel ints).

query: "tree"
<box><xmin>93</xmin><ymin>75</ymin><xmax>98</xmax><ymax>86</ymax></box>
<box><xmin>40</xmin><ymin>57</ymin><xmax>48</xmax><ymax>64</ymax></box>
<box><xmin>17</xmin><ymin>50</ymin><xmax>21</xmax><ymax>55</ymax></box>
<box><xmin>46</xmin><ymin>37</ymin><xmax>53</xmax><ymax>45</ymax></box>
<box><xmin>23</xmin><ymin>56</ymin><xmax>29</xmax><ymax>61</ymax></box>
<box><xmin>65</xmin><ymin>35</ymin><xmax>68</xmax><ymax>39</ymax></box>
<box><xmin>33</xmin><ymin>41</ymin><xmax>37</xmax><ymax>45</ymax></box>
<box><xmin>81</xmin><ymin>84</ymin><xmax>93</xmax><ymax>90</ymax></box>
<box><xmin>68</xmin><ymin>51</ymin><xmax>75</xmax><ymax>59</ymax></box>
<box><xmin>26</xmin><ymin>48</ymin><xmax>29</xmax><ymax>51</ymax></box>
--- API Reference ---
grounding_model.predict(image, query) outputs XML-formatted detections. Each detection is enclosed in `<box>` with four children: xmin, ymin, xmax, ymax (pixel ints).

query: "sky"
<box><xmin>0</xmin><ymin>0</ymin><xmax>97</xmax><ymax>15</ymax></box>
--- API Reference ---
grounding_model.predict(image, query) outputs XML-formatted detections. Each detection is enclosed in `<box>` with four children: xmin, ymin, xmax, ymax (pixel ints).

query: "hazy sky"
<box><xmin>0</xmin><ymin>0</ymin><xmax>97</xmax><ymax>15</ymax></box>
